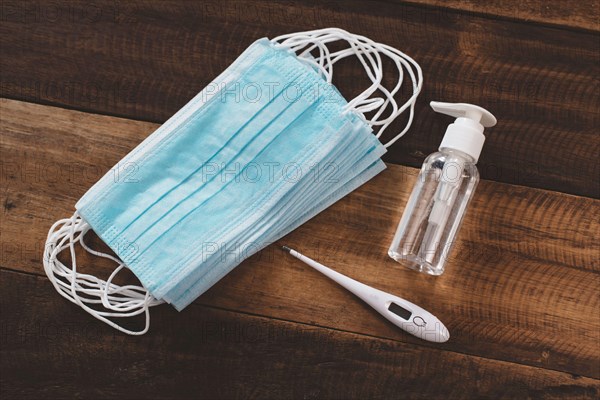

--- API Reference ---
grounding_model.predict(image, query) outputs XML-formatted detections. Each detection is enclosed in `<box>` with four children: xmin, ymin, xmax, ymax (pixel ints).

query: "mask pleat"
<box><xmin>164</xmin><ymin>116</ymin><xmax>387</xmax><ymax>307</ymax></box>
<box><xmin>145</xmin><ymin>98</ymin><xmax>348</xmax><ymax>297</ymax></box>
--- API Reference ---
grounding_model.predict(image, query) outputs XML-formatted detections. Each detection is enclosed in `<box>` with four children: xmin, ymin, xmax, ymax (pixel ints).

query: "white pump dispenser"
<box><xmin>432</xmin><ymin>101</ymin><xmax>497</xmax><ymax>163</ymax></box>
<box><xmin>388</xmin><ymin>101</ymin><xmax>497</xmax><ymax>276</ymax></box>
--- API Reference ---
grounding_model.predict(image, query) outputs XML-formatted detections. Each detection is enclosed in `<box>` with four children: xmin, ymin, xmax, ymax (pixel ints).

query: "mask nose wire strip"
<box><xmin>272</xmin><ymin>28</ymin><xmax>423</xmax><ymax>148</ymax></box>
<box><xmin>43</xmin><ymin>212</ymin><xmax>163</xmax><ymax>335</ymax></box>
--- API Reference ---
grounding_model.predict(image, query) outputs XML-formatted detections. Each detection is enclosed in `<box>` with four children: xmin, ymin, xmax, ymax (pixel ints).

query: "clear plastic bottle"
<box><xmin>388</xmin><ymin>101</ymin><xmax>496</xmax><ymax>275</ymax></box>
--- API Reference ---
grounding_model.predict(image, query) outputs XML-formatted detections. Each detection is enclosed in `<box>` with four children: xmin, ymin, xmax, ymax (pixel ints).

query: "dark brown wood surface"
<box><xmin>405</xmin><ymin>0</ymin><xmax>600</xmax><ymax>31</ymax></box>
<box><xmin>2</xmin><ymin>269</ymin><xmax>599</xmax><ymax>400</ymax></box>
<box><xmin>1</xmin><ymin>0</ymin><xmax>599</xmax><ymax>197</ymax></box>
<box><xmin>1</xmin><ymin>99</ymin><xmax>599</xmax><ymax>398</ymax></box>
<box><xmin>1</xmin><ymin>0</ymin><xmax>599</xmax><ymax>398</ymax></box>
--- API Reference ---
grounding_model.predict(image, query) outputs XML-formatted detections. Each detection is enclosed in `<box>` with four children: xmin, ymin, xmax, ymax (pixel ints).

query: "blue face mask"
<box><xmin>43</xmin><ymin>28</ymin><xmax>423</xmax><ymax>334</ymax></box>
<box><xmin>163</xmin><ymin>119</ymin><xmax>387</xmax><ymax>310</ymax></box>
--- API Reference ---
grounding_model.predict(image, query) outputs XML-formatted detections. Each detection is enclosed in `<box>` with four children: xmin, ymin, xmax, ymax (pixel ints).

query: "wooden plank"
<box><xmin>0</xmin><ymin>1</ymin><xmax>598</xmax><ymax>197</ymax></box>
<box><xmin>1</xmin><ymin>99</ymin><xmax>599</xmax><ymax>378</ymax></box>
<box><xmin>1</xmin><ymin>269</ymin><xmax>599</xmax><ymax>399</ymax></box>
<box><xmin>403</xmin><ymin>0</ymin><xmax>599</xmax><ymax>32</ymax></box>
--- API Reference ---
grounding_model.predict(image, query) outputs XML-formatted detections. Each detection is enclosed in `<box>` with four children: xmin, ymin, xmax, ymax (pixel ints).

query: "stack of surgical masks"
<box><xmin>43</xmin><ymin>28</ymin><xmax>422</xmax><ymax>334</ymax></box>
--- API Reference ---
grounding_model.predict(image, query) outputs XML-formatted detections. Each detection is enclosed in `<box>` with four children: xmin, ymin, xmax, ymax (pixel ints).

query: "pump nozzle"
<box><xmin>430</xmin><ymin>102</ymin><xmax>497</xmax><ymax>127</ymax></box>
<box><xmin>430</xmin><ymin>101</ymin><xmax>497</xmax><ymax>163</ymax></box>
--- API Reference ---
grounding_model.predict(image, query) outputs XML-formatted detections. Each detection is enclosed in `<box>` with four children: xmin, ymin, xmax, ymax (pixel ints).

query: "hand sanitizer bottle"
<box><xmin>388</xmin><ymin>101</ymin><xmax>497</xmax><ymax>275</ymax></box>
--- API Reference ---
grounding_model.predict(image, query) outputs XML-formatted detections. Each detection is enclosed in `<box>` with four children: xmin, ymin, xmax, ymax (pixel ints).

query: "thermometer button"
<box><xmin>413</xmin><ymin>316</ymin><xmax>427</xmax><ymax>327</ymax></box>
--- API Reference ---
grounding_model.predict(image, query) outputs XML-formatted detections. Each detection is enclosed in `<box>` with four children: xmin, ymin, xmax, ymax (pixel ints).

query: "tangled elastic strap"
<box><xmin>43</xmin><ymin>213</ymin><xmax>163</xmax><ymax>335</ymax></box>
<box><xmin>43</xmin><ymin>28</ymin><xmax>423</xmax><ymax>334</ymax></box>
<box><xmin>273</xmin><ymin>28</ymin><xmax>423</xmax><ymax>147</ymax></box>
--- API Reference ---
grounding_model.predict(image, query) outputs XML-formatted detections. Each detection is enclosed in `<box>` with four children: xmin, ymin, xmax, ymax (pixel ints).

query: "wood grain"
<box><xmin>403</xmin><ymin>0</ymin><xmax>600</xmax><ymax>32</ymax></box>
<box><xmin>1</xmin><ymin>99</ymin><xmax>599</xmax><ymax>380</ymax></box>
<box><xmin>2</xmin><ymin>269</ymin><xmax>599</xmax><ymax>400</ymax></box>
<box><xmin>0</xmin><ymin>0</ymin><xmax>598</xmax><ymax>197</ymax></box>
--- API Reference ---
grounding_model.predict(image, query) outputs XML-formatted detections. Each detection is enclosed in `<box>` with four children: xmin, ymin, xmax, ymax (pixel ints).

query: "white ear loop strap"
<box><xmin>272</xmin><ymin>28</ymin><xmax>423</xmax><ymax>148</ymax></box>
<box><xmin>277</xmin><ymin>29</ymin><xmax>417</xmax><ymax>145</ymax></box>
<box><xmin>43</xmin><ymin>212</ymin><xmax>163</xmax><ymax>335</ymax></box>
<box><xmin>275</xmin><ymin>29</ymin><xmax>392</xmax><ymax>104</ymax></box>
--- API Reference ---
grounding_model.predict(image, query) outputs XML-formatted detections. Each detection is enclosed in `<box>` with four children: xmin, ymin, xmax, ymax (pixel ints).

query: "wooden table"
<box><xmin>1</xmin><ymin>1</ymin><xmax>598</xmax><ymax>398</ymax></box>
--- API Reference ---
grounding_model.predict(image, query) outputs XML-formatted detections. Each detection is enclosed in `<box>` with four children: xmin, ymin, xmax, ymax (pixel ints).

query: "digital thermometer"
<box><xmin>282</xmin><ymin>246</ymin><xmax>450</xmax><ymax>343</ymax></box>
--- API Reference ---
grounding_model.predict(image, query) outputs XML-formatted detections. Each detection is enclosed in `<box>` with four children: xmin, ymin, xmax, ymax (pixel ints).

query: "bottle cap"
<box><xmin>430</xmin><ymin>101</ymin><xmax>497</xmax><ymax>163</ymax></box>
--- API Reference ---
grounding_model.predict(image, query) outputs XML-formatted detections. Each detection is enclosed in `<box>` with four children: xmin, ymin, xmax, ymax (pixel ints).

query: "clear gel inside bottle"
<box><xmin>388</xmin><ymin>101</ymin><xmax>496</xmax><ymax>276</ymax></box>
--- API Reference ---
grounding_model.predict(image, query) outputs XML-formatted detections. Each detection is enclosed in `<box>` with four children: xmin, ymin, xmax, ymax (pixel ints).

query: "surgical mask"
<box><xmin>43</xmin><ymin>28</ymin><xmax>423</xmax><ymax>334</ymax></box>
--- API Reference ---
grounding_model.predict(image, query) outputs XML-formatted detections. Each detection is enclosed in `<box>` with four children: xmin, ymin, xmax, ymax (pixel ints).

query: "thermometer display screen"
<box><xmin>388</xmin><ymin>302</ymin><xmax>412</xmax><ymax>320</ymax></box>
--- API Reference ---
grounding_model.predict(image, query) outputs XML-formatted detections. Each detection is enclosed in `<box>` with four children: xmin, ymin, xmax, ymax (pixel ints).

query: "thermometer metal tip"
<box><xmin>282</xmin><ymin>245</ymin><xmax>450</xmax><ymax>343</ymax></box>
